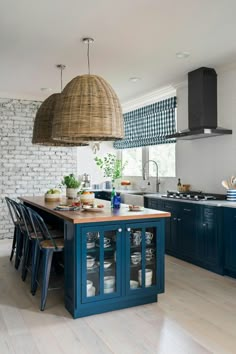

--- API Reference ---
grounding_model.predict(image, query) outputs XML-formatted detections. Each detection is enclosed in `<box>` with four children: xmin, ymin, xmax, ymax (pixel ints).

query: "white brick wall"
<box><xmin>0</xmin><ymin>98</ymin><xmax>77</xmax><ymax>239</ymax></box>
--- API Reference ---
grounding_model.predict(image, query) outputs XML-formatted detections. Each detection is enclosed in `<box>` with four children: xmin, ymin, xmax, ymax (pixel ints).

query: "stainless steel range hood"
<box><xmin>167</xmin><ymin>67</ymin><xmax>232</xmax><ymax>140</ymax></box>
<box><xmin>170</xmin><ymin>127</ymin><xmax>232</xmax><ymax>140</ymax></box>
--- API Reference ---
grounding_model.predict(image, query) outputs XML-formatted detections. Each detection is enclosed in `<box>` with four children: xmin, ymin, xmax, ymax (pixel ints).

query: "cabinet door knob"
<box><xmin>177</xmin><ymin>218</ymin><xmax>181</xmax><ymax>222</ymax></box>
<box><xmin>203</xmin><ymin>223</ymin><xmax>206</xmax><ymax>227</ymax></box>
<box><xmin>118</xmin><ymin>228</ymin><xmax>122</xmax><ymax>232</ymax></box>
<box><xmin>173</xmin><ymin>217</ymin><xmax>177</xmax><ymax>221</ymax></box>
<box><xmin>127</xmin><ymin>228</ymin><xmax>131</xmax><ymax>232</ymax></box>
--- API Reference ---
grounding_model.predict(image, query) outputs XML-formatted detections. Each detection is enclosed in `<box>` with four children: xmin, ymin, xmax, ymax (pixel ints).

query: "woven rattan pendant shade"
<box><xmin>32</xmin><ymin>93</ymin><xmax>89</xmax><ymax>147</ymax></box>
<box><xmin>52</xmin><ymin>74</ymin><xmax>124</xmax><ymax>142</ymax></box>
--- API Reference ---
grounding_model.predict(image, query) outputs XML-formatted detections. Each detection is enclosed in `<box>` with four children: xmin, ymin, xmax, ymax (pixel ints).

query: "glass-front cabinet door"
<box><xmin>125</xmin><ymin>221</ymin><xmax>164</xmax><ymax>294</ymax></box>
<box><xmin>81</xmin><ymin>224</ymin><xmax>122</xmax><ymax>303</ymax></box>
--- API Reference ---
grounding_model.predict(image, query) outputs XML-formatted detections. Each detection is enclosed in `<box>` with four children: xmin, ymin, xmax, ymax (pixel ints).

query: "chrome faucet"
<box><xmin>142</xmin><ymin>160</ymin><xmax>160</xmax><ymax>192</ymax></box>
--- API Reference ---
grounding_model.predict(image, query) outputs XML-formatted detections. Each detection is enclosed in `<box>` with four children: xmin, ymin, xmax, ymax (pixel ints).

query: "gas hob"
<box><xmin>161</xmin><ymin>191</ymin><xmax>226</xmax><ymax>201</ymax></box>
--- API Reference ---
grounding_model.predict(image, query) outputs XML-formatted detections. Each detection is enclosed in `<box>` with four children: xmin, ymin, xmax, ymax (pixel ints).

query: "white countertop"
<box><xmin>144</xmin><ymin>193</ymin><xmax>236</xmax><ymax>208</ymax></box>
<box><xmin>92</xmin><ymin>189</ymin><xmax>236</xmax><ymax>208</ymax></box>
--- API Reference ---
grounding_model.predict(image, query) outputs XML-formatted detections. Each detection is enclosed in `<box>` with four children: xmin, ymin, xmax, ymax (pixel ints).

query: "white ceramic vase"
<box><xmin>66</xmin><ymin>188</ymin><xmax>79</xmax><ymax>199</ymax></box>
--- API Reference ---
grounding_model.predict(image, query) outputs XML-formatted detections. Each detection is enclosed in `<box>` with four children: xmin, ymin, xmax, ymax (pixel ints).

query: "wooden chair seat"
<box><xmin>40</xmin><ymin>239</ymin><xmax>64</xmax><ymax>249</ymax></box>
<box><xmin>29</xmin><ymin>230</ymin><xmax>63</xmax><ymax>240</ymax></box>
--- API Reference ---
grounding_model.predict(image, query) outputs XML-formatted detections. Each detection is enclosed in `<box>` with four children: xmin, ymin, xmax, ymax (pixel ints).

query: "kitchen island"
<box><xmin>20</xmin><ymin>196</ymin><xmax>170</xmax><ymax>318</ymax></box>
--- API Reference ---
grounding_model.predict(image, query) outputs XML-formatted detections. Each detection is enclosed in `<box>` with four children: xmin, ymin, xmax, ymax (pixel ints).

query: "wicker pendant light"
<box><xmin>32</xmin><ymin>65</ymin><xmax>89</xmax><ymax>147</ymax></box>
<box><xmin>52</xmin><ymin>38</ymin><xmax>124</xmax><ymax>142</ymax></box>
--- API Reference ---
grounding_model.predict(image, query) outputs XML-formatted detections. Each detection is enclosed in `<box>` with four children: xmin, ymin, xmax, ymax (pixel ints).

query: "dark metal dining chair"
<box><xmin>18</xmin><ymin>203</ymin><xmax>38</xmax><ymax>283</ymax></box>
<box><xmin>27</xmin><ymin>207</ymin><xmax>64</xmax><ymax>311</ymax></box>
<box><xmin>5</xmin><ymin>197</ymin><xmax>24</xmax><ymax>269</ymax></box>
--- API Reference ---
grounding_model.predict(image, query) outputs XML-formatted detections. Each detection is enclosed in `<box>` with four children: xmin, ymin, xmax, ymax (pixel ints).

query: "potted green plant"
<box><xmin>94</xmin><ymin>153</ymin><xmax>127</xmax><ymax>187</ymax></box>
<box><xmin>62</xmin><ymin>174</ymin><xmax>81</xmax><ymax>199</ymax></box>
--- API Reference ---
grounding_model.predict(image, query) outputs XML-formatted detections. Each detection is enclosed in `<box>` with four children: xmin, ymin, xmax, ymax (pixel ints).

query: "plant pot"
<box><xmin>66</xmin><ymin>188</ymin><xmax>79</xmax><ymax>199</ymax></box>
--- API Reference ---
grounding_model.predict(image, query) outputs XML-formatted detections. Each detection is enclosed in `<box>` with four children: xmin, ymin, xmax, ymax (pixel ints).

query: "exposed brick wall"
<box><xmin>0</xmin><ymin>98</ymin><xmax>77</xmax><ymax>239</ymax></box>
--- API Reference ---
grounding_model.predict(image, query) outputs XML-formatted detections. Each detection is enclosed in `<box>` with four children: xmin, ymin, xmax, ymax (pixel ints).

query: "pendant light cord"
<box><xmin>87</xmin><ymin>40</ymin><xmax>91</xmax><ymax>75</ymax></box>
<box><xmin>60</xmin><ymin>66</ymin><xmax>63</xmax><ymax>92</ymax></box>
<box><xmin>56</xmin><ymin>64</ymin><xmax>66</xmax><ymax>92</ymax></box>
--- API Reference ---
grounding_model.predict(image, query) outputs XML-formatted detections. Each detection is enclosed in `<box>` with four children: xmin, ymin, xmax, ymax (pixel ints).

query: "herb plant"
<box><xmin>62</xmin><ymin>174</ymin><xmax>81</xmax><ymax>189</ymax></box>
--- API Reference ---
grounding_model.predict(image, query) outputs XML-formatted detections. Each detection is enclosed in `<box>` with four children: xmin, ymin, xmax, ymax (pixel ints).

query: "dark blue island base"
<box><xmin>20</xmin><ymin>196</ymin><xmax>170</xmax><ymax>319</ymax></box>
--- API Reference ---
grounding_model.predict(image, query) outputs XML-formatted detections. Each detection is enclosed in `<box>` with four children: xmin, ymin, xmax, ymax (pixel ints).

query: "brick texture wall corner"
<box><xmin>0</xmin><ymin>98</ymin><xmax>77</xmax><ymax>239</ymax></box>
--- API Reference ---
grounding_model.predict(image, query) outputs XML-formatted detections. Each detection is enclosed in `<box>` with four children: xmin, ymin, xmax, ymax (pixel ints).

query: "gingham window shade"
<box><xmin>114</xmin><ymin>96</ymin><xmax>177</xmax><ymax>149</ymax></box>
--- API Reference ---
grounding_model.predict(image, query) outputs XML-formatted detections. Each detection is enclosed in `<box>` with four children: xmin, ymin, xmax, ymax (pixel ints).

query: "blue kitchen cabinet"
<box><xmin>162</xmin><ymin>200</ymin><xmax>180</xmax><ymax>255</ymax></box>
<box><xmin>179</xmin><ymin>204</ymin><xmax>196</xmax><ymax>260</ymax></box>
<box><xmin>163</xmin><ymin>201</ymin><xmax>196</xmax><ymax>260</ymax></box>
<box><xmin>81</xmin><ymin>224</ymin><xmax>122</xmax><ymax>303</ymax></box>
<box><xmin>94</xmin><ymin>191</ymin><xmax>111</xmax><ymax>201</ymax></box>
<box><xmin>144</xmin><ymin>198</ymin><xmax>173</xmax><ymax>253</ymax></box>
<box><xmin>144</xmin><ymin>197</ymin><xmax>223</xmax><ymax>275</ymax></box>
<box><xmin>64</xmin><ymin>218</ymin><xmax>165</xmax><ymax>318</ymax></box>
<box><xmin>195</xmin><ymin>205</ymin><xmax>223</xmax><ymax>274</ymax></box>
<box><xmin>223</xmin><ymin>207</ymin><xmax>236</xmax><ymax>277</ymax></box>
<box><xmin>125</xmin><ymin>221</ymin><xmax>165</xmax><ymax>295</ymax></box>
<box><xmin>144</xmin><ymin>197</ymin><xmax>164</xmax><ymax>211</ymax></box>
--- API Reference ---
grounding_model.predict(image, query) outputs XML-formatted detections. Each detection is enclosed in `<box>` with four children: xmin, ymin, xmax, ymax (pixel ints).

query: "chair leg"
<box><xmin>21</xmin><ymin>237</ymin><xmax>31</xmax><ymax>281</ymax></box>
<box><xmin>40</xmin><ymin>249</ymin><xmax>54</xmax><ymax>311</ymax></box>
<box><xmin>10</xmin><ymin>227</ymin><xmax>17</xmax><ymax>261</ymax></box>
<box><xmin>31</xmin><ymin>241</ymin><xmax>40</xmax><ymax>295</ymax></box>
<box><xmin>14</xmin><ymin>228</ymin><xmax>24</xmax><ymax>270</ymax></box>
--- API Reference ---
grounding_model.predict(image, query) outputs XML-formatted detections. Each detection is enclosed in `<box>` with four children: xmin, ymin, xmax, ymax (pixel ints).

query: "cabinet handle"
<box><xmin>184</xmin><ymin>208</ymin><xmax>191</xmax><ymax>212</ymax></box>
<box><xmin>127</xmin><ymin>228</ymin><xmax>131</xmax><ymax>232</ymax></box>
<box><xmin>118</xmin><ymin>228</ymin><xmax>122</xmax><ymax>232</ymax></box>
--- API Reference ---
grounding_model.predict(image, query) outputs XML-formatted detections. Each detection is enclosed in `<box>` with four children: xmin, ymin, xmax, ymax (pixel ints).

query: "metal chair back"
<box><xmin>5</xmin><ymin>197</ymin><xmax>20</xmax><ymax>226</ymax></box>
<box><xmin>27</xmin><ymin>207</ymin><xmax>58</xmax><ymax>249</ymax></box>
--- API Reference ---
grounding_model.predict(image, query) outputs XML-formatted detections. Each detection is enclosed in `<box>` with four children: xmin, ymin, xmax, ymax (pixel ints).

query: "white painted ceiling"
<box><xmin>1</xmin><ymin>0</ymin><xmax>236</xmax><ymax>103</ymax></box>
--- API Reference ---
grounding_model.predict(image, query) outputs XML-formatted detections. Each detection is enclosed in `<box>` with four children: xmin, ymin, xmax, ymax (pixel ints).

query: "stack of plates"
<box><xmin>104</xmin><ymin>276</ymin><xmax>115</xmax><ymax>294</ymax></box>
<box><xmin>227</xmin><ymin>190</ymin><xmax>236</xmax><ymax>201</ymax></box>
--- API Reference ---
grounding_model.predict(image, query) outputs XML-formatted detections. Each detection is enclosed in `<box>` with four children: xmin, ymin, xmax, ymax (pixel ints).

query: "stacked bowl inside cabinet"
<box><xmin>227</xmin><ymin>189</ymin><xmax>236</xmax><ymax>201</ymax></box>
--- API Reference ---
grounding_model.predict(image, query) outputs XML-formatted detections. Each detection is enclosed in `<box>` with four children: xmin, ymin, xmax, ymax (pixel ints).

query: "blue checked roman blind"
<box><xmin>113</xmin><ymin>96</ymin><xmax>176</xmax><ymax>149</ymax></box>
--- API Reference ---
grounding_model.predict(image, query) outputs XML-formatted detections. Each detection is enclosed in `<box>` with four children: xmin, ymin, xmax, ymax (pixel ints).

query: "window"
<box><xmin>122</xmin><ymin>144</ymin><xmax>176</xmax><ymax>178</ymax></box>
<box><xmin>149</xmin><ymin>144</ymin><xmax>175</xmax><ymax>177</ymax></box>
<box><xmin>122</xmin><ymin>147</ymin><xmax>142</xmax><ymax>176</ymax></box>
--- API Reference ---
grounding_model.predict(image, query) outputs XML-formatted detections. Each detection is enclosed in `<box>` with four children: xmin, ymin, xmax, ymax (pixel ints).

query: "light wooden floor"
<box><xmin>0</xmin><ymin>239</ymin><xmax>236</xmax><ymax>354</ymax></box>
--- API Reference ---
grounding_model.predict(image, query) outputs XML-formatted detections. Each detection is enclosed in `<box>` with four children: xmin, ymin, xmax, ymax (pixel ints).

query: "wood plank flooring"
<box><xmin>0</xmin><ymin>239</ymin><xmax>236</xmax><ymax>354</ymax></box>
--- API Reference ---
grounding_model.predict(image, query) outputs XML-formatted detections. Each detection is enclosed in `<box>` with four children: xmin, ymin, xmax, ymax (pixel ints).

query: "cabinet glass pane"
<box><xmin>103</xmin><ymin>230</ymin><xmax>117</xmax><ymax>294</ymax></box>
<box><xmin>129</xmin><ymin>227</ymin><xmax>157</xmax><ymax>290</ymax></box>
<box><xmin>129</xmin><ymin>227</ymin><xmax>143</xmax><ymax>290</ymax></box>
<box><xmin>144</xmin><ymin>227</ymin><xmax>156</xmax><ymax>287</ymax></box>
<box><xmin>86</xmin><ymin>231</ymin><xmax>100</xmax><ymax>298</ymax></box>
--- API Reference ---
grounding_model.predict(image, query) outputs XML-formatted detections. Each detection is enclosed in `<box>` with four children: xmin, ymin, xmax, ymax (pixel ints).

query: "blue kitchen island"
<box><xmin>20</xmin><ymin>196</ymin><xmax>170</xmax><ymax>318</ymax></box>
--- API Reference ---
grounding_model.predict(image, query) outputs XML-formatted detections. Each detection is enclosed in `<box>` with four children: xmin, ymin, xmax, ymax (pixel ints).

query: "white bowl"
<box><xmin>138</xmin><ymin>268</ymin><xmax>153</xmax><ymax>277</ymax></box>
<box><xmin>104</xmin><ymin>261</ymin><xmax>112</xmax><ymax>269</ymax></box>
<box><xmin>86</xmin><ymin>255</ymin><xmax>95</xmax><ymax>268</ymax></box>
<box><xmin>86</xmin><ymin>241</ymin><xmax>95</xmax><ymax>249</ymax></box>
<box><xmin>87</xmin><ymin>286</ymin><xmax>95</xmax><ymax>297</ymax></box>
<box><xmin>138</xmin><ymin>277</ymin><xmax>152</xmax><ymax>286</ymax></box>
<box><xmin>131</xmin><ymin>255</ymin><xmax>141</xmax><ymax>265</ymax></box>
<box><xmin>87</xmin><ymin>280</ymin><xmax>93</xmax><ymax>290</ymax></box>
<box><xmin>104</xmin><ymin>287</ymin><xmax>115</xmax><ymax>294</ymax></box>
<box><xmin>130</xmin><ymin>280</ymin><xmax>139</xmax><ymax>289</ymax></box>
<box><xmin>104</xmin><ymin>276</ymin><xmax>115</xmax><ymax>288</ymax></box>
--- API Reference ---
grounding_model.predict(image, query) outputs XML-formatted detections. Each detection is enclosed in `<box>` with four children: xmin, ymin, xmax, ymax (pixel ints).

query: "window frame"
<box><xmin>119</xmin><ymin>144</ymin><xmax>176</xmax><ymax>178</ymax></box>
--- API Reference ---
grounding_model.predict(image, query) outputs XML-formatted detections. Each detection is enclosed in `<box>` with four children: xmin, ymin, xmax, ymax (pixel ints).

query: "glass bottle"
<box><xmin>177</xmin><ymin>178</ymin><xmax>182</xmax><ymax>192</ymax></box>
<box><xmin>113</xmin><ymin>192</ymin><xmax>121</xmax><ymax>209</ymax></box>
<box><xmin>111</xmin><ymin>187</ymin><xmax>116</xmax><ymax>208</ymax></box>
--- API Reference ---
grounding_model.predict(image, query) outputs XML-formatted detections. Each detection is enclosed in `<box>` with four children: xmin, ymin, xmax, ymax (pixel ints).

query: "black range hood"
<box><xmin>167</xmin><ymin>67</ymin><xmax>232</xmax><ymax>140</ymax></box>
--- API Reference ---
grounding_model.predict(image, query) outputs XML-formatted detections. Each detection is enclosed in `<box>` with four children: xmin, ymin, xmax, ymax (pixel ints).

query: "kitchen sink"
<box><xmin>127</xmin><ymin>192</ymin><xmax>159</xmax><ymax>196</ymax></box>
<box><xmin>128</xmin><ymin>192</ymin><xmax>147</xmax><ymax>195</ymax></box>
<box><xmin>121</xmin><ymin>191</ymin><xmax>159</xmax><ymax>205</ymax></box>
